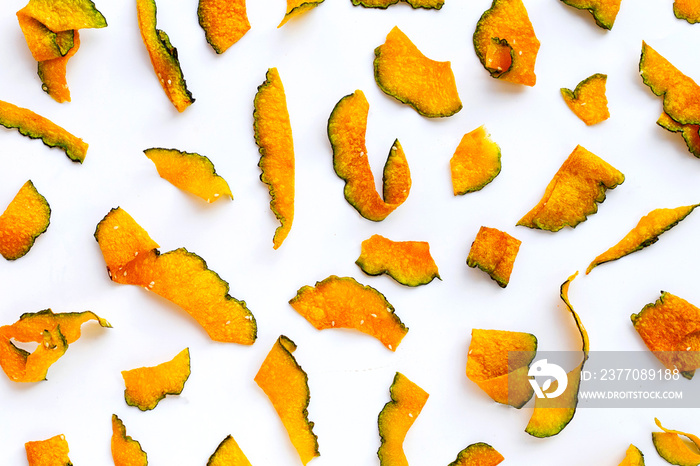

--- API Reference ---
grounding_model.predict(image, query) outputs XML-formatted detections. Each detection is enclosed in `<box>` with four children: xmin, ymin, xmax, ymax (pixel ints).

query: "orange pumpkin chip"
<box><xmin>111</xmin><ymin>414</ymin><xmax>148</xmax><ymax>466</ymax></box>
<box><xmin>278</xmin><ymin>0</ymin><xmax>324</xmax><ymax>27</ymax></box>
<box><xmin>16</xmin><ymin>14</ymin><xmax>74</xmax><ymax>61</ymax></box>
<box><xmin>466</xmin><ymin>226</ymin><xmax>521</xmax><ymax>288</ymax></box>
<box><xmin>25</xmin><ymin>434</ymin><xmax>72</xmax><ymax>466</ymax></box>
<box><xmin>352</xmin><ymin>0</ymin><xmax>443</xmax><ymax>8</ymax></box>
<box><xmin>657</xmin><ymin>112</ymin><xmax>700</xmax><ymax>158</ymax></box>
<box><xmin>448</xmin><ymin>442</ymin><xmax>504</xmax><ymax>466</ymax></box>
<box><xmin>198</xmin><ymin>0</ymin><xmax>250</xmax><ymax>54</ymax></box>
<box><xmin>560</xmin><ymin>0</ymin><xmax>622</xmax><ymax>30</ymax></box>
<box><xmin>122</xmin><ymin>348</ymin><xmax>191</xmax><ymax>411</ymax></box>
<box><xmin>0</xmin><ymin>180</ymin><xmax>50</xmax><ymax>261</ymax></box>
<box><xmin>674</xmin><ymin>0</ymin><xmax>700</xmax><ymax>23</ymax></box>
<box><xmin>450</xmin><ymin>126</ymin><xmax>501</xmax><ymax>195</ymax></box>
<box><xmin>618</xmin><ymin>444</ymin><xmax>645</xmax><ymax>466</ymax></box>
<box><xmin>37</xmin><ymin>30</ymin><xmax>80</xmax><ymax>103</ymax></box>
<box><xmin>207</xmin><ymin>435</ymin><xmax>252</xmax><ymax>466</ymax></box>
<box><xmin>561</xmin><ymin>73</ymin><xmax>610</xmax><ymax>126</ymax></box>
<box><xmin>652</xmin><ymin>418</ymin><xmax>700</xmax><ymax>466</ymax></box>
<box><xmin>356</xmin><ymin>234</ymin><xmax>440</xmax><ymax>287</ymax></box>
<box><xmin>18</xmin><ymin>0</ymin><xmax>107</xmax><ymax>32</ymax></box>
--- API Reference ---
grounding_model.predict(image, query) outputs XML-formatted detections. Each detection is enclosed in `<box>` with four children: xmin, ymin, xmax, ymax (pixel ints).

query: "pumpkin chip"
<box><xmin>473</xmin><ymin>0</ymin><xmax>540</xmax><ymax>86</ymax></box>
<box><xmin>657</xmin><ymin>112</ymin><xmax>700</xmax><ymax>158</ymax></box>
<box><xmin>0</xmin><ymin>180</ymin><xmax>50</xmax><ymax>261</ymax></box>
<box><xmin>16</xmin><ymin>15</ymin><xmax>74</xmax><ymax>61</ymax></box>
<box><xmin>560</xmin><ymin>0</ymin><xmax>622</xmax><ymax>30</ymax></box>
<box><xmin>352</xmin><ymin>0</ymin><xmax>443</xmax><ymax>9</ymax></box>
<box><xmin>377</xmin><ymin>372</ymin><xmax>428</xmax><ymax>466</ymax></box>
<box><xmin>517</xmin><ymin>145</ymin><xmax>624</xmax><ymax>232</ymax></box>
<box><xmin>374</xmin><ymin>26</ymin><xmax>461</xmax><ymax>118</ymax></box>
<box><xmin>122</xmin><ymin>348</ymin><xmax>191</xmax><ymax>411</ymax></box>
<box><xmin>25</xmin><ymin>434</ymin><xmax>72</xmax><ymax>466</ymax></box>
<box><xmin>466</xmin><ymin>329</ymin><xmax>537</xmax><ymax>408</ymax></box>
<box><xmin>18</xmin><ymin>0</ymin><xmax>107</xmax><ymax>32</ymax></box>
<box><xmin>328</xmin><ymin>90</ymin><xmax>411</xmax><ymax>221</ymax></box>
<box><xmin>207</xmin><ymin>435</ymin><xmax>252</xmax><ymax>466</ymax></box>
<box><xmin>278</xmin><ymin>0</ymin><xmax>324</xmax><ymax>27</ymax></box>
<box><xmin>198</xmin><ymin>0</ymin><xmax>250</xmax><ymax>54</ymax></box>
<box><xmin>255</xmin><ymin>336</ymin><xmax>319</xmax><ymax>465</ymax></box>
<box><xmin>253</xmin><ymin>68</ymin><xmax>295</xmax><ymax>249</ymax></box>
<box><xmin>450</xmin><ymin>126</ymin><xmax>501</xmax><ymax>195</ymax></box>
<box><xmin>674</xmin><ymin>0</ymin><xmax>700</xmax><ymax>23</ymax></box>
<box><xmin>356</xmin><ymin>234</ymin><xmax>440</xmax><ymax>287</ymax></box>
<box><xmin>448</xmin><ymin>442</ymin><xmax>505</xmax><ymax>466</ymax></box>
<box><xmin>289</xmin><ymin>275</ymin><xmax>408</xmax><ymax>351</ymax></box>
<box><xmin>618</xmin><ymin>444</ymin><xmax>645</xmax><ymax>466</ymax></box>
<box><xmin>652</xmin><ymin>418</ymin><xmax>700</xmax><ymax>466</ymax></box>
<box><xmin>467</xmin><ymin>226</ymin><xmax>521</xmax><ymax>288</ymax></box>
<box><xmin>586</xmin><ymin>204</ymin><xmax>699</xmax><ymax>274</ymax></box>
<box><xmin>561</xmin><ymin>73</ymin><xmax>610</xmax><ymax>126</ymax></box>
<box><xmin>94</xmin><ymin>207</ymin><xmax>257</xmax><ymax>344</ymax></box>
<box><xmin>111</xmin><ymin>414</ymin><xmax>148</xmax><ymax>466</ymax></box>
<box><xmin>37</xmin><ymin>30</ymin><xmax>80</xmax><ymax>103</ymax></box>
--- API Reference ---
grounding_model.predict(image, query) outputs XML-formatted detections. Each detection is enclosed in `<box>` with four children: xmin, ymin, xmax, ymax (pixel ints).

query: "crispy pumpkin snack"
<box><xmin>25</xmin><ymin>434</ymin><xmax>72</xmax><ymax>466</ymax></box>
<box><xmin>207</xmin><ymin>435</ymin><xmax>252</xmax><ymax>466</ymax></box>
<box><xmin>657</xmin><ymin>112</ymin><xmax>700</xmax><ymax>158</ymax></box>
<box><xmin>517</xmin><ymin>145</ymin><xmax>624</xmax><ymax>231</ymax></box>
<box><xmin>448</xmin><ymin>442</ymin><xmax>504</xmax><ymax>466</ymax></box>
<box><xmin>122</xmin><ymin>348</ymin><xmax>190</xmax><ymax>411</ymax></box>
<box><xmin>352</xmin><ymin>0</ymin><xmax>443</xmax><ymax>9</ymax></box>
<box><xmin>255</xmin><ymin>336</ymin><xmax>319</xmax><ymax>465</ymax></box>
<box><xmin>473</xmin><ymin>0</ymin><xmax>540</xmax><ymax>86</ymax></box>
<box><xmin>278</xmin><ymin>0</ymin><xmax>324</xmax><ymax>27</ymax></box>
<box><xmin>374</xmin><ymin>26</ymin><xmax>461</xmax><ymax>118</ymax></box>
<box><xmin>328</xmin><ymin>90</ymin><xmax>411</xmax><ymax>221</ymax></box>
<box><xmin>560</xmin><ymin>0</ymin><xmax>622</xmax><ymax>30</ymax></box>
<box><xmin>631</xmin><ymin>292</ymin><xmax>700</xmax><ymax>378</ymax></box>
<box><xmin>652</xmin><ymin>418</ymin><xmax>700</xmax><ymax>466</ymax></box>
<box><xmin>136</xmin><ymin>0</ymin><xmax>194</xmax><ymax>112</ymax></box>
<box><xmin>144</xmin><ymin>148</ymin><xmax>233</xmax><ymax>203</ymax></box>
<box><xmin>289</xmin><ymin>275</ymin><xmax>408</xmax><ymax>351</ymax></box>
<box><xmin>561</xmin><ymin>73</ymin><xmax>610</xmax><ymax>126</ymax></box>
<box><xmin>94</xmin><ymin>207</ymin><xmax>257</xmax><ymax>344</ymax></box>
<box><xmin>450</xmin><ymin>126</ymin><xmax>501</xmax><ymax>195</ymax></box>
<box><xmin>198</xmin><ymin>0</ymin><xmax>250</xmax><ymax>54</ymax></box>
<box><xmin>586</xmin><ymin>204</ymin><xmax>699</xmax><ymax>274</ymax></box>
<box><xmin>17</xmin><ymin>0</ymin><xmax>107</xmax><ymax>32</ymax></box>
<box><xmin>356</xmin><ymin>234</ymin><xmax>439</xmax><ymax>286</ymax></box>
<box><xmin>467</xmin><ymin>226</ymin><xmax>521</xmax><ymax>288</ymax></box>
<box><xmin>0</xmin><ymin>99</ymin><xmax>88</xmax><ymax>162</ymax></box>
<box><xmin>111</xmin><ymin>414</ymin><xmax>148</xmax><ymax>466</ymax></box>
<box><xmin>37</xmin><ymin>30</ymin><xmax>80</xmax><ymax>103</ymax></box>
<box><xmin>674</xmin><ymin>0</ymin><xmax>700</xmax><ymax>23</ymax></box>
<box><xmin>377</xmin><ymin>372</ymin><xmax>428</xmax><ymax>466</ymax></box>
<box><xmin>619</xmin><ymin>444</ymin><xmax>645</xmax><ymax>466</ymax></box>
<box><xmin>16</xmin><ymin>15</ymin><xmax>74</xmax><ymax>62</ymax></box>
<box><xmin>254</xmin><ymin>68</ymin><xmax>295</xmax><ymax>249</ymax></box>
<box><xmin>466</xmin><ymin>329</ymin><xmax>537</xmax><ymax>408</ymax></box>
<box><xmin>0</xmin><ymin>180</ymin><xmax>50</xmax><ymax>261</ymax></box>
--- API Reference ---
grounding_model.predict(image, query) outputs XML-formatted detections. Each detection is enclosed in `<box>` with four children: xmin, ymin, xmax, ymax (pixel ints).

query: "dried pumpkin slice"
<box><xmin>619</xmin><ymin>444</ymin><xmax>645</xmax><ymax>466</ymax></box>
<box><xmin>16</xmin><ymin>14</ymin><xmax>74</xmax><ymax>61</ymax></box>
<box><xmin>328</xmin><ymin>90</ymin><xmax>411</xmax><ymax>221</ymax></box>
<box><xmin>450</xmin><ymin>126</ymin><xmax>501</xmax><ymax>195</ymax></box>
<box><xmin>356</xmin><ymin>234</ymin><xmax>440</xmax><ymax>287</ymax></box>
<box><xmin>37</xmin><ymin>30</ymin><xmax>80</xmax><ymax>103</ymax></box>
<box><xmin>111</xmin><ymin>414</ymin><xmax>148</xmax><ymax>466</ymax></box>
<box><xmin>352</xmin><ymin>0</ymin><xmax>443</xmax><ymax>9</ymax></box>
<box><xmin>253</xmin><ymin>68</ymin><xmax>295</xmax><ymax>249</ymax></box>
<box><xmin>207</xmin><ymin>435</ymin><xmax>252</xmax><ymax>466</ymax></box>
<box><xmin>122</xmin><ymin>348</ymin><xmax>191</xmax><ymax>411</ymax></box>
<box><xmin>25</xmin><ymin>434</ymin><xmax>72</xmax><ymax>466</ymax></box>
<box><xmin>586</xmin><ymin>204</ymin><xmax>699</xmax><ymax>274</ymax></box>
<box><xmin>0</xmin><ymin>180</ymin><xmax>50</xmax><ymax>261</ymax></box>
<box><xmin>473</xmin><ymin>0</ymin><xmax>540</xmax><ymax>86</ymax></box>
<box><xmin>255</xmin><ymin>336</ymin><xmax>319</xmax><ymax>465</ymax></box>
<box><xmin>377</xmin><ymin>372</ymin><xmax>428</xmax><ymax>466</ymax></box>
<box><xmin>17</xmin><ymin>0</ymin><xmax>107</xmax><ymax>32</ymax></box>
<box><xmin>278</xmin><ymin>0</ymin><xmax>324</xmax><ymax>27</ymax></box>
<box><xmin>289</xmin><ymin>275</ymin><xmax>407</xmax><ymax>351</ymax></box>
<box><xmin>374</xmin><ymin>26</ymin><xmax>461</xmax><ymax>118</ymax></box>
<box><xmin>0</xmin><ymin>99</ymin><xmax>88</xmax><ymax>162</ymax></box>
<box><xmin>11</xmin><ymin>309</ymin><xmax>110</xmax><ymax>344</ymax></box>
<box><xmin>448</xmin><ymin>442</ymin><xmax>504</xmax><ymax>466</ymax></box>
<box><xmin>560</xmin><ymin>0</ymin><xmax>622</xmax><ymax>30</ymax></box>
<box><xmin>653</xmin><ymin>418</ymin><xmax>700</xmax><ymax>466</ymax></box>
<box><xmin>198</xmin><ymin>0</ymin><xmax>250</xmax><ymax>54</ymax></box>
<box><xmin>561</xmin><ymin>73</ymin><xmax>610</xmax><ymax>126</ymax></box>
<box><xmin>674</xmin><ymin>0</ymin><xmax>700</xmax><ymax>23</ymax></box>
<box><xmin>94</xmin><ymin>207</ymin><xmax>256</xmax><ymax>344</ymax></box>
<box><xmin>657</xmin><ymin>112</ymin><xmax>700</xmax><ymax>158</ymax></box>
<box><xmin>466</xmin><ymin>226</ymin><xmax>521</xmax><ymax>288</ymax></box>
<box><xmin>144</xmin><ymin>148</ymin><xmax>232</xmax><ymax>203</ymax></box>
<box><xmin>466</xmin><ymin>329</ymin><xmax>537</xmax><ymax>408</ymax></box>
<box><xmin>517</xmin><ymin>145</ymin><xmax>624</xmax><ymax>232</ymax></box>
<box><xmin>136</xmin><ymin>0</ymin><xmax>194</xmax><ymax>112</ymax></box>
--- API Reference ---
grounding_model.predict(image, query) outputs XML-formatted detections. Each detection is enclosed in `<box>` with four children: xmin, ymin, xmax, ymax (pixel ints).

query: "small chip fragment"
<box><xmin>561</xmin><ymin>73</ymin><xmax>610</xmax><ymax>126</ymax></box>
<box><xmin>207</xmin><ymin>435</ymin><xmax>252</xmax><ymax>466</ymax></box>
<box><xmin>450</xmin><ymin>126</ymin><xmax>501</xmax><ymax>195</ymax></box>
<box><xmin>586</xmin><ymin>204</ymin><xmax>699</xmax><ymax>274</ymax></box>
<box><xmin>289</xmin><ymin>275</ymin><xmax>408</xmax><ymax>351</ymax></box>
<box><xmin>143</xmin><ymin>148</ymin><xmax>233</xmax><ymax>203</ymax></box>
<box><xmin>448</xmin><ymin>442</ymin><xmax>505</xmax><ymax>466</ymax></box>
<box><xmin>473</xmin><ymin>0</ymin><xmax>540</xmax><ymax>86</ymax></box>
<box><xmin>517</xmin><ymin>145</ymin><xmax>624</xmax><ymax>231</ymax></box>
<box><xmin>618</xmin><ymin>444</ymin><xmax>645</xmax><ymax>466</ymax></box>
<box><xmin>37</xmin><ymin>30</ymin><xmax>80</xmax><ymax>103</ymax></box>
<box><xmin>328</xmin><ymin>90</ymin><xmax>411</xmax><ymax>221</ymax></box>
<box><xmin>25</xmin><ymin>434</ymin><xmax>72</xmax><ymax>466</ymax></box>
<box><xmin>0</xmin><ymin>180</ymin><xmax>50</xmax><ymax>260</ymax></box>
<box><xmin>253</xmin><ymin>68</ymin><xmax>295</xmax><ymax>249</ymax></box>
<box><xmin>198</xmin><ymin>0</ymin><xmax>250</xmax><ymax>54</ymax></box>
<box><xmin>657</xmin><ymin>112</ymin><xmax>700</xmax><ymax>158</ymax></box>
<box><xmin>652</xmin><ymin>418</ymin><xmax>700</xmax><ymax>466</ymax></box>
<box><xmin>352</xmin><ymin>0</ymin><xmax>443</xmax><ymax>9</ymax></box>
<box><xmin>466</xmin><ymin>226</ymin><xmax>521</xmax><ymax>288</ymax></box>
<box><xmin>560</xmin><ymin>0</ymin><xmax>622</xmax><ymax>30</ymax></box>
<box><xmin>278</xmin><ymin>0</ymin><xmax>325</xmax><ymax>27</ymax></box>
<box><xmin>377</xmin><ymin>372</ymin><xmax>428</xmax><ymax>466</ymax></box>
<box><xmin>111</xmin><ymin>414</ymin><xmax>148</xmax><ymax>466</ymax></box>
<box><xmin>122</xmin><ymin>348</ymin><xmax>191</xmax><ymax>411</ymax></box>
<box><xmin>356</xmin><ymin>234</ymin><xmax>439</xmax><ymax>286</ymax></box>
<box><xmin>255</xmin><ymin>336</ymin><xmax>319</xmax><ymax>465</ymax></box>
<box><xmin>374</xmin><ymin>26</ymin><xmax>461</xmax><ymax>118</ymax></box>
<box><xmin>674</xmin><ymin>0</ymin><xmax>700</xmax><ymax>23</ymax></box>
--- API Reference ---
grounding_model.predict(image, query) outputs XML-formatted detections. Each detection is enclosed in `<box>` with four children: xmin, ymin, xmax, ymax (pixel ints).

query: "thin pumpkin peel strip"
<box><xmin>652</xmin><ymin>418</ymin><xmax>700</xmax><ymax>465</ymax></box>
<box><xmin>25</xmin><ymin>434</ymin><xmax>72</xmax><ymax>466</ymax></box>
<box><xmin>111</xmin><ymin>414</ymin><xmax>148</xmax><ymax>466</ymax></box>
<box><xmin>198</xmin><ymin>0</ymin><xmax>250</xmax><ymax>54</ymax></box>
<box><xmin>356</xmin><ymin>234</ymin><xmax>440</xmax><ymax>287</ymax></box>
<box><xmin>657</xmin><ymin>112</ymin><xmax>700</xmax><ymax>157</ymax></box>
<box><xmin>561</xmin><ymin>73</ymin><xmax>610</xmax><ymax>126</ymax></box>
<box><xmin>0</xmin><ymin>180</ymin><xmax>51</xmax><ymax>261</ymax></box>
<box><xmin>122</xmin><ymin>348</ymin><xmax>191</xmax><ymax>411</ymax></box>
<box><xmin>448</xmin><ymin>442</ymin><xmax>504</xmax><ymax>466</ymax></box>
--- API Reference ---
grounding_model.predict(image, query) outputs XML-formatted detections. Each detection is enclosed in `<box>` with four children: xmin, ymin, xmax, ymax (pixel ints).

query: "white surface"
<box><xmin>0</xmin><ymin>0</ymin><xmax>699</xmax><ymax>464</ymax></box>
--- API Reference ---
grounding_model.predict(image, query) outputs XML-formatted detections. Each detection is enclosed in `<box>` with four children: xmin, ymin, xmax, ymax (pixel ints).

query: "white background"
<box><xmin>0</xmin><ymin>0</ymin><xmax>699</xmax><ymax>464</ymax></box>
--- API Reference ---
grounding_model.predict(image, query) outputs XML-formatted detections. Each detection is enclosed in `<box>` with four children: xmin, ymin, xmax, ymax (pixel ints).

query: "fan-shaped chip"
<box><xmin>674</xmin><ymin>0</ymin><xmax>700</xmax><ymax>23</ymax></box>
<box><xmin>560</xmin><ymin>0</ymin><xmax>622</xmax><ymax>30</ymax></box>
<box><xmin>25</xmin><ymin>434</ymin><xmax>72</xmax><ymax>466</ymax></box>
<box><xmin>618</xmin><ymin>444</ymin><xmax>645</xmax><ymax>466</ymax></box>
<box><xmin>356</xmin><ymin>234</ymin><xmax>440</xmax><ymax>286</ymax></box>
<box><xmin>652</xmin><ymin>418</ymin><xmax>700</xmax><ymax>466</ymax></box>
<box><xmin>207</xmin><ymin>435</ymin><xmax>252</xmax><ymax>466</ymax></box>
<box><xmin>37</xmin><ymin>30</ymin><xmax>80</xmax><ymax>103</ymax></box>
<box><xmin>448</xmin><ymin>442</ymin><xmax>504</xmax><ymax>466</ymax></box>
<box><xmin>467</xmin><ymin>226</ymin><xmax>521</xmax><ymax>288</ymax></box>
<box><xmin>278</xmin><ymin>0</ymin><xmax>324</xmax><ymax>27</ymax></box>
<box><xmin>122</xmin><ymin>348</ymin><xmax>191</xmax><ymax>411</ymax></box>
<box><xmin>450</xmin><ymin>126</ymin><xmax>501</xmax><ymax>195</ymax></box>
<box><xmin>561</xmin><ymin>73</ymin><xmax>610</xmax><ymax>126</ymax></box>
<box><xmin>352</xmin><ymin>0</ymin><xmax>443</xmax><ymax>8</ymax></box>
<box><xmin>198</xmin><ymin>0</ymin><xmax>250</xmax><ymax>54</ymax></box>
<box><xmin>0</xmin><ymin>180</ymin><xmax>50</xmax><ymax>261</ymax></box>
<box><xmin>111</xmin><ymin>414</ymin><xmax>148</xmax><ymax>466</ymax></box>
<box><xmin>657</xmin><ymin>112</ymin><xmax>700</xmax><ymax>158</ymax></box>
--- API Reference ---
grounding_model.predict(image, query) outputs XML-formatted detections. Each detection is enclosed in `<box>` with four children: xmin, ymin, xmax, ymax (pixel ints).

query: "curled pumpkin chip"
<box><xmin>561</xmin><ymin>73</ymin><xmax>610</xmax><ymax>126</ymax></box>
<box><xmin>657</xmin><ymin>112</ymin><xmax>700</xmax><ymax>158</ymax></box>
<box><xmin>374</xmin><ymin>26</ymin><xmax>461</xmax><ymax>118</ymax></box>
<box><xmin>25</xmin><ymin>434</ymin><xmax>72</xmax><ymax>466</ymax></box>
<box><xmin>17</xmin><ymin>0</ymin><xmax>107</xmax><ymax>32</ymax></box>
<box><xmin>356</xmin><ymin>234</ymin><xmax>440</xmax><ymax>286</ymax></box>
<box><xmin>377</xmin><ymin>372</ymin><xmax>428</xmax><ymax>466</ymax></box>
<box><xmin>586</xmin><ymin>204</ymin><xmax>699</xmax><ymax>274</ymax></box>
<box><xmin>94</xmin><ymin>207</ymin><xmax>256</xmax><ymax>344</ymax></box>
<box><xmin>289</xmin><ymin>275</ymin><xmax>408</xmax><ymax>351</ymax></box>
<box><xmin>450</xmin><ymin>126</ymin><xmax>501</xmax><ymax>195</ymax></box>
<box><xmin>517</xmin><ymin>145</ymin><xmax>624</xmax><ymax>231</ymax></box>
<box><xmin>278</xmin><ymin>0</ymin><xmax>324</xmax><ymax>27</ymax></box>
<box><xmin>0</xmin><ymin>180</ymin><xmax>50</xmax><ymax>261</ymax></box>
<box><xmin>198</xmin><ymin>0</ymin><xmax>250</xmax><ymax>54</ymax></box>
<box><xmin>207</xmin><ymin>435</ymin><xmax>252</xmax><ymax>466</ymax></box>
<box><xmin>619</xmin><ymin>444</ymin><xmax>645</xmax><ymax>466</ymax></box>
<box><xmin>473</xmin><ymin>0</ymin><xmax>540</xmax><ymax>86</ymax></box>
<box><xmin>136</xmin><ymin>0</ymin><xmax>194</xmax><ymax>112</ymax></box>
<box><xmin>560</xmin><ymin>0</ymin><xmax>622</xmax><ymax>30</ymax></box>
<box><xmin>16</xmin><ymin>16</ymin><xmax>74</xmax><ymax>62</ymax></box>
<box><xmin>37</xmin><ymin>30</ymin><xmax>80</xmax><ymax>103</ymax></box>
<box><xmin>466</xmin><ymin>329</ymin><xmax>537</xmax><ymax>408</ymax></box>
<box><xmin>122</xmin><ymin>348</ymin><xmax>190</xmax><ymax>411</ymax></box>
<box><xmin>328</xmin><ymin>90</ymin><xmax>411</xmax><ymax>221</ymax></box>
<box><xmin>352</xmin><ymin>0</ymin><xmax>443</xmax><ymax>9</ymax></box>
<box><xmin>144</xmin><ymin>148</ymin><xmax>233</xmax><ymax>203</ymax></box>
<box><xmin>674</xmin><ymin>0</ymin><xmax>700</xmax><ymax>23</ymax></box>
<box><xmin>652</xmin><ymin>418</ymin><xmax>700</xmax><ymax>466</ymax></box>
<box><xmin>254</xmin><ymin>68</ymin><xmax>295</xmax><ymax>249</ymax></box>
<box><xmin>255</xmin><ymin>336</ymin><xmax>319</xmax><ymax>465</ymax></box>
<box><xmin>111</xmin><ymin>414</ymin><xmax>148</xmax><ymax>466</ymax></box>
<box><xmin>467</xmin><ymin>226</ymin><xmax>521</xmax><ymax>288</ymax></box>
<box><xmin>448</xmin><ymin>442</ymin><xmax>504</xmax><ymax>466</ymax></box>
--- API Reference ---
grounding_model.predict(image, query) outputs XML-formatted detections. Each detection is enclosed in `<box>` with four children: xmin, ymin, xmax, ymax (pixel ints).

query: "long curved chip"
<box><xmin>122</xmin><ymin>348</ymin><xmax>191</xmax><ymax>411</ymax></box>
<box><xmin>328</xmin><ymin>90</ymin><xmax>411</xmax><ymax>221</ymax></box>
<box><xmin>517</xmin><ymin>145</ymin><xmax>624</xmax><ymax>231</ymax></box>
<box><xmin>561</xmin><ymin>73</ymin><xmax>610</xmax><ymax>126</ymax></box>
<box><xmin>18</xmin><ymin>0</ymin><xmax>107</xmax><ymax>32</ymax></box>
<box><xmin>586</xmin><ymin>204</ymin><xmax>699</xmax><ymax>274</ymax></box>
<box><xmin>674</xmin><ymin>0</ymin><xmax>700</xmax><ymax>23</ymax></box>
<box><xmin>255</xmin><ymin>336</ymin><xmax>319</xmax><ymax>465</ymax></box>
<box><xmin>374</xmin><ymin>26</ymin><xmax>461</xmax><ymax>118</ymax></box>
<box><xmin>278</xmin><ymin>0</ymin><xmax>324</xmax><ymax>27</ymax></box>
<box><xmin>37</xmin><ymin>30</ymin><xmax>80</xmax><ymax>103</ymax></box>
<box><xmin>356</xmin><ymin>234</ymin><xmax>440</xmax><ymax>287</ymax></box>
<box><xmin>618</xmin><ymin>444</ymin><xmax>645</xmax><ymax>466</ymax></box>
<box><xmin>467</xmin><ymin>226</ymin><xmax>521</xmax><ymax>288</ymax></box>
<box><xmin>111</xmin><ymin>414</ymin><xmax>148</xmax><ymax>466</ymax></box>
<box><xmin>652</xmin><ymin>418</ymin><xmax>700</xmax><ymax>466</ymax></box>
<box><xmin>198</xmin><ymin>0</ymin><xmax>250</xmax><ymax>54</ymax></box>
<box><xmin>560</xmin><ymin>0</ymin><xmax>622</xmax><ymax>30</ymax></box>
<box><xmin>25</xmin><ymin>434</ymin><xmax>72</xmax><ymax>466</ymax></box>
<box><xmin>657</xmin><ymin>112</ymin><xmax>700</xmax><ymax>158</ymax></box>
<box><xmin>352</xmin><ymin>0</ymin><xmax>443</xmax><ymax>8</ymax></box>
<box><xmin>448</xmin><ymin>442</ymin><xmax>504</xmax><ymax>466</ymax></box>
<box><xmin>0</xmin><ymin>180</ymin><xmax>50</xmax><ymax>261</ymax></box>
<box><xmin>207</xmin><ymin>435</ymin><xmax>252</xmax><ymax>466</ymax></box>
<box><xmin>450</xmin><ymin>126</ymin><xmax>501</xmax><ymax>195</ymax></box>
<box><xmin>289</xmin><ymin>275</ymin><xmax>408</xmax><ymax>351</ymax></box>
<box><xmin>254</xmin><ymin>68</ymin><xmax>295</xmax><ymax>249</ymax></box>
